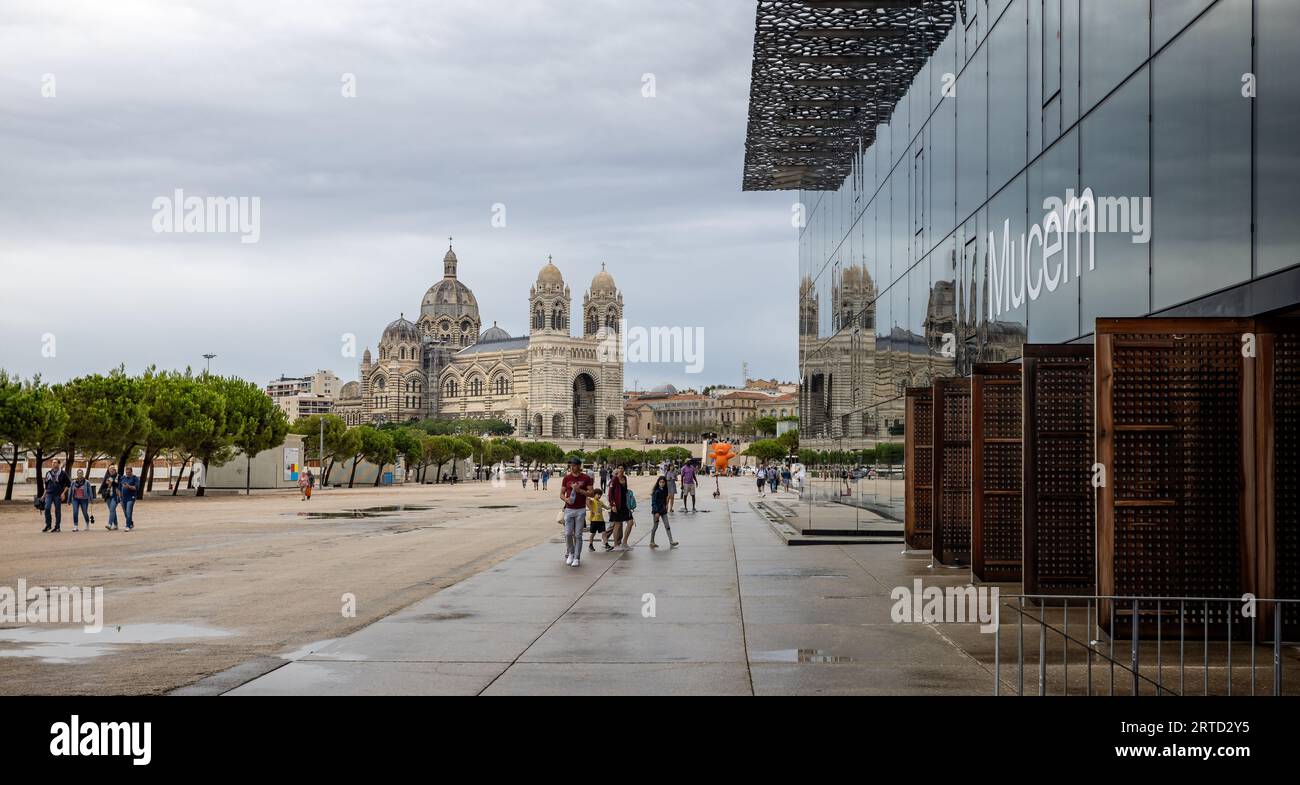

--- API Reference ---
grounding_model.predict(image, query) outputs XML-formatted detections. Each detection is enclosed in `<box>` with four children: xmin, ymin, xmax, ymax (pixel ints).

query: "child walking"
<box><xmin>587</xmin><ymin>486</ymin><xmax>612</xmax><ymax>551</ymax></box>
<box><xmin>649</xmin><ymin>475</ymin><xmax>678</xmax><ymax>549</ymax></box>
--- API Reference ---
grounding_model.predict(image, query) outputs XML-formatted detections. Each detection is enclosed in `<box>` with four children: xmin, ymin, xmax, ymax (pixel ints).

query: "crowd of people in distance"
<box><xmin>753</xmin><ymin>462</ymin><xmax>803</xmax><ymax>498</ymax></box>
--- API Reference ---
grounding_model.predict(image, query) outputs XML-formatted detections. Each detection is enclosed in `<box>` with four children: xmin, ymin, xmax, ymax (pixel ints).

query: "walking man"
<box><xmin>560</xmin><ymin>457</ymin><xmax>596</xmax><ymax>567</ymax></box>
<box><xmin>41</xmin><ymin>459</ymin><xmax>70</xmax><ymax>533</ymax></box>
<box><xmin>120</xmin><ymin>466</ymin><xmax>140</xmax><ymax>531</ymax></box>
<box><xmin>680</xmin><ymin>459</ymin><xmax>698</xmax><ymax>512</ymax></box>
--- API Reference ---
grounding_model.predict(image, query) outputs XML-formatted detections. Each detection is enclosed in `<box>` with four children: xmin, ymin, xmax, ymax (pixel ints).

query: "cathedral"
<box><xmin>334</xmin><ymin>243</ymin><xmax>626</xmax><ymax>439</ymax></box>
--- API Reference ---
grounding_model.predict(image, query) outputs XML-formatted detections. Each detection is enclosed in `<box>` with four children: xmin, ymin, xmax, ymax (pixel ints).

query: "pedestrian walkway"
<box><xmin>227</xmin><ymin>479</ymin><xmax>995</xmax><ymax>695</ymax></box>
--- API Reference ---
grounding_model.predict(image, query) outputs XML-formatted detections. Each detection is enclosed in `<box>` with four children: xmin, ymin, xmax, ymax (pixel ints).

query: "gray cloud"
<box><xmin>0</xmin><ymin>0</ymin><xmax>796</xmax><ymax>391</ymax></box>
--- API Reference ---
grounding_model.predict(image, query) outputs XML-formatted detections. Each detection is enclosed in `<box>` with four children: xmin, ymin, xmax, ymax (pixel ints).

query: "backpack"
<box><xmin>626</xmin><ymin>488</ymin><xmax>637</xmax><ymax>511</ymax></box>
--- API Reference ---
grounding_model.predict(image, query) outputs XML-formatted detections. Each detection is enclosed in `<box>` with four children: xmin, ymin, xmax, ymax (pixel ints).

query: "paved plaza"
<box><xmin>225</xmin><ymin>477</ymin><xmax>997</xmax><ymax>696</ymax></box>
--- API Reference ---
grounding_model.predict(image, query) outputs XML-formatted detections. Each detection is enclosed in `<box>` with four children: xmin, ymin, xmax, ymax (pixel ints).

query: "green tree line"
<box><xmin>0</xmin><ymin>368</ymin><xmax>288</xmax><ymax>500</ymax></box>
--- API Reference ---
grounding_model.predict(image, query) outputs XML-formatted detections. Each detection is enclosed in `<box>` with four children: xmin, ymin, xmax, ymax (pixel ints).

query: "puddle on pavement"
<box><xmin>751</xmin><ymin>648</ymin><xmax>856</xmax><ymax>664</ymax></box>
<box><xmin>292</xmin><ymin>505</ymin><xmax>431</xmax><ymax>520</ymax></box>
<box><xmin>0</xmin><ymin>623</ymin><xmax>233</xmax><ymax>664</ymax></box>
<box><xmin>751</xmin><ymin>568</ymin><xmax>850</xmax><ymax>578</ymax></box>
<box><xmin>396</xmin><ymin>612</ymin><xmax>475</xmax><ymax>622</ymax></box>
<box><xmin>478</xmin><ymin>505</ymin><xmax>517</xmax><ymax>510</ymax></box>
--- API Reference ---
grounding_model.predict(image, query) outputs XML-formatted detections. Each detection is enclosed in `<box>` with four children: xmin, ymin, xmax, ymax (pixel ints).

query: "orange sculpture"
<box><xmin>710</xmin><ymin>442</ymin><xmax>737</xmax><ymax>474</ymax></box>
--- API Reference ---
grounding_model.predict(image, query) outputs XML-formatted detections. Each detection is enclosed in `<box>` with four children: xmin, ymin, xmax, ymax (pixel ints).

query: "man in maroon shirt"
<box><xmin>560</xmin><ymin>457</ymin><xmax>596</xmax><ymax>567</ymax></box>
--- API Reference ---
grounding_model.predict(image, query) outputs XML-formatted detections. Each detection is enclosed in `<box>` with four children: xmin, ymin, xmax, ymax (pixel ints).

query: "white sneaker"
<box><xmin>565</xmin><ymin>554</ymin><xmax>573</xmax><ymax>566</ymax></box>
<box><xmin>571</xmin><ymin>559</ymin><xmax>580</xmax><ymax>568</ymax></box>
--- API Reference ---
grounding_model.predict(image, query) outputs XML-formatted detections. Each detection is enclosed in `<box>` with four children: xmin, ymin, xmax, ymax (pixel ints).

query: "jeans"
<box><xmin>72</xmin><ymin>497</ymin><xmax>90</xmax><ymax>527</ymax></box>
<box><xmin>652</xmin><ymin>513</ymin><xmax>673</xmax><ymax>543</ymax></box>
<box><xmin>122</xmin><ymin>497</ymin><xmax>136</xmax><ymax>528</ymax></box>
<box><xmin>106</xmin><ymin>497</ymin><xmax>119</xmax><ymax>528</ymax></box>
<box><xmin>43</xmin><ymin>494</ymin><xmax>62</xmax><ymax>529</ymax></box>
<box><xmin>563</xmin><ymin>507</ymin><xmax>586</xmax><ymax>559</ymax></box>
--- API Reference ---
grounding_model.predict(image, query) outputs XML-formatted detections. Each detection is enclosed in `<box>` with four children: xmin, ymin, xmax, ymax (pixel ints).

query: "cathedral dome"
<box><xmin>537</xmin><ymin>259</ymin><xmax>564</xmax><ymax>287</ymax></box>
<box><xmin>479</xmin><ymin>322</ymin><xmax>511</xmax><ymax>342</ymax></box>
<box><xmin>590</xmin><ymin>264</ymin><xmax>616</xmax><ymax>294</ymax></box>
<box><xmin>421</xmin><ymin>278</ymin><xmax>480</xmax><ymax>320</ymax></box>
<box><xmin>382</xmin><ymin>315</ymin><xmax>420</xmax><ymax>344</ymax></box>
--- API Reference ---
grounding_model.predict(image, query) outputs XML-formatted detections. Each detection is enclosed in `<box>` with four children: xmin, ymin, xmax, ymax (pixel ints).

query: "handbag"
<box><xmin>34</xmin><ymin>495</ymin><xmax>45</xmax><ymax>512</ymax></box>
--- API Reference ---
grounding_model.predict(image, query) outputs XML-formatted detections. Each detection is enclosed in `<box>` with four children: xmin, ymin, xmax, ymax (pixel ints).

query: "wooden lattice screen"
<box><xmin>971</xmin><ymin>364</ymin><xmax>1022</xmax><ymax>583</ymax></box>
<box><xmin>932</xmin><ymin>376</ymin><xmax>971</xmax><ymax>567</ymax></box>
<box><xmin>1096</xmin><ymin>318</ymin><xmax>1255</xmax><ymax>637</ymax></box>
<box><xmin>905</xmin><ymin>386</ymin><xmax>934</xmax><ymax>550</ymax></box>
<box><xmin>1022</xmin><ymin>344</ymin><xmax>1095</xmax><ymax>597</ymax></box>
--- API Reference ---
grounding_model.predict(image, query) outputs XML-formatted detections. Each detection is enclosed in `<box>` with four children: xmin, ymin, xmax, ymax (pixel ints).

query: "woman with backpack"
<box><xmin>607</xmin><ymin>466</ymin><xmax>635</xmax><ymax>551</ymax></box>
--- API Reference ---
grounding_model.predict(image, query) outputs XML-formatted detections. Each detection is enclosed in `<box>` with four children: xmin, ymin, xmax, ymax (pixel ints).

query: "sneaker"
<box><xmin>670</xmin><ymin>541</ymin><xmax>679</xmax><ymax>548</ymax></box>
<box><xmin>588</xmin><ymin>543</ymin><xmax>595</xmax><ymax>551</ymax></box>
<box><xmin>571</xmin><ymin>558</ymin><xmax>580</xmax><ymax>568</ymax></box>
<box><xmin>565</xmin><ymin>554</ymin><xmax>573</xmax><ymax>566</ymax></box>
<box><xmin>604</xmin><ymin>543</ymin><xmax>614</xmax><ymax>551</ymax></box>
<box><xmin>649</xmin><ymin>542</ymin><xmax>658</xmax><ymax>549</ymax></box>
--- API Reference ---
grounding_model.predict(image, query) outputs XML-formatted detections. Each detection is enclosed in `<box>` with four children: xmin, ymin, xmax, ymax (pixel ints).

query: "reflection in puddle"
<box><xmin>293</xmin><ymin>505</ymin><xmax>431</xmax><ymax>520</ymax></box>
<box><xmin>0</xmin><ymin>623</ymin><xmax>233</xmax><ymax>663</ymax></box>
<box><xmin>751</xmin><ymin>648</ymin><xmax>856</xmax><ymax>664</ymax></box>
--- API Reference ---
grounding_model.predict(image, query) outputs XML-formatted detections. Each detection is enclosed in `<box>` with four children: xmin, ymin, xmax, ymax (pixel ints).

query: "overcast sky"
<box><xmin>0</xmin><ymin>0</ymin><xmax>795</xmax><ymax>392</ymax></box>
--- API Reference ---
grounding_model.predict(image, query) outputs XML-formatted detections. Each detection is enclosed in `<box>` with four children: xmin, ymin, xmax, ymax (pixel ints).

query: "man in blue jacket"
<box><xmin>119</xmin><ymin>466</ymin><xmax>141</xmax><ymax>531</ymax></box>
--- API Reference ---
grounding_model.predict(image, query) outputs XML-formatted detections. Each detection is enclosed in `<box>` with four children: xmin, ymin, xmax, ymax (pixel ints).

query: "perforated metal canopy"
<box><xmin>742</xmin><ymin>0</ymin><xmax>958</xmax><ymax>191</ymax></box>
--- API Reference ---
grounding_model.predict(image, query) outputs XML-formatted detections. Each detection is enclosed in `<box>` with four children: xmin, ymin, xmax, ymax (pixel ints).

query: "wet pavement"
<box><xmin>226</xmin><ymin>479</ymin><xmax>997</xmax><ymax>696</ymax></box>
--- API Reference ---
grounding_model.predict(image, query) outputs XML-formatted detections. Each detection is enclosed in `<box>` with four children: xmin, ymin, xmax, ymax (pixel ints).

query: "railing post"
<box><xmin>1131</xmin><ymin>598</ymin><xmax>1139</xmax><ymax>696</ymax></box>
<box><xmin>1018</xmin><ymin>596</ymin><xmax>1024</xmax><ymax>696</ymax></box>
<box><xmin>1275</xmin><ymin>606</ymin><xmax>1283</xmax><ymax>697</ymax></box>
<box><xmin>994</xmin><ymin>600</ymin><xmax>1001</xmax><ymax>696</ymax></box>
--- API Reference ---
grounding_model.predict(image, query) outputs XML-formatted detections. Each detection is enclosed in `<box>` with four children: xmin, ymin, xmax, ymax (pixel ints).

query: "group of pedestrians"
<box><xmin>37</xmin><ymin>459</ymin><xmax>139</xmax><ymax>533</ymax></box>
<box><xmin>560</xmin><ymin>459</ymin><xmax>693</xmax><ymax>567</ymax></box>
<box><xmin>755</xmin><ymin>463</ymin><xmax>797</xmax><ymax>496</ymax></box>
<box><xmin>523</xmin><ymin>466</ymin><xmax>552</xmax><ymax>490</ymax></box>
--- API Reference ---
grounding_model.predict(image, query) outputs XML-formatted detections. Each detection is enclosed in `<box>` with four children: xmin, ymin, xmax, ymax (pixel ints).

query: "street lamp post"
<box><xmin>202</xmin><ymin>354</ymin><xmax>217</xmax><ymax>376</ymax></box>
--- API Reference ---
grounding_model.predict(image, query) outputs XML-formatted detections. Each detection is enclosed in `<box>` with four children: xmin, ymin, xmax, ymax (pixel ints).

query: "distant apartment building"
<box><xmin>622</xmin><ymin>382</ymin><xmax>800</xmax><ymax>440</ymax></box>
<box><xmin>267</xmin><ymin>370</ymin><xmax>340</xmax><ymax>421</ymax></box>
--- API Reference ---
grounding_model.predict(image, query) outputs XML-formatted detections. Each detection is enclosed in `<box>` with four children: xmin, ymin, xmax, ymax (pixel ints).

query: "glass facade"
<box><xmin>796</xmin><ymin>0</ymin><xmax>1300</xmax><ymax>529</ymax></box>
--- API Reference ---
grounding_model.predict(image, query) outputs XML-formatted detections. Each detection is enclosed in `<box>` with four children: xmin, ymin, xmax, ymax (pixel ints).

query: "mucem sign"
<box><xmin>987</xmin><ymin>189</ymin><xmax>1151</xmax><ymax>320</ymax></box>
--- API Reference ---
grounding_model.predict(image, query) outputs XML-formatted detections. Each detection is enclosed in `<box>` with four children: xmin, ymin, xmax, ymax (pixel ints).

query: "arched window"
<box><xmin>533</xmin><ymin>307</ymin><xmax>544</xmax><ymax>330</ymax></box>
<box><xmin>495</xmin><ymin>375</ymin><xmax>509</xmax><ymax>396</ymax></box>
<box><xmin>444</xmin><ymin>379</ymin><xmax>458</xmax><ymax>398</ymax></box>
<box><xmin>586</xmin><ymin>310</ymin><xmax>597</xmax><ymax>335</ymax></box>
<box><xmin>399</xmin><ymin>347</ymin><xmax>406</xmax><ymax>360</ymax></box>
<box><xmin>468</xmin><ymin>377</ymin><xmax>483</xmax><ymax>397</ymax></box>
